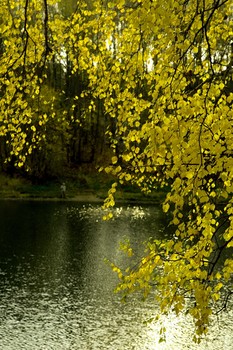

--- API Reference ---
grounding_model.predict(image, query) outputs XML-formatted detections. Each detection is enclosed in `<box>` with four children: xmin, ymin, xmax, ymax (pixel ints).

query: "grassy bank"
<box><xmin>0</xmin><ymin>172</ymin><xmax>167</xmax><ymax>204</ymax></box>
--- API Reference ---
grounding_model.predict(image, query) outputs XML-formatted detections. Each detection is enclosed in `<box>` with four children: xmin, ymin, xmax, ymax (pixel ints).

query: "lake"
<box><xmin>0</xmin><ymin>200</ymin><xmax>232</xmax><ymax>349</ymax></box>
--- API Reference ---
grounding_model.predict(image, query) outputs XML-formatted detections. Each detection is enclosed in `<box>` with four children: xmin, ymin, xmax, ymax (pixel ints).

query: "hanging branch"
<box><xmin>43</xmin><ymin>0</ymin><xmax>52</xmax><ymax>57</ymax></box>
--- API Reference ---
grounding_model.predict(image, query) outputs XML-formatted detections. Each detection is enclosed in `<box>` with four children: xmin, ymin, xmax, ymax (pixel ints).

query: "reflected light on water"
<box><xmin>0</xmin><ymin>201</ymin><xmax>232</xmax><ymax>349</ymax></box>
<box><xmin>144</xmin><ymin>306</ymin><xmax>233</xmax><ymax>350</ymax></box>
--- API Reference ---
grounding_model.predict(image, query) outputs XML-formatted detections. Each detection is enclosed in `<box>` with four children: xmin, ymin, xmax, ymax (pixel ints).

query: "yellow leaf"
<box><xmin>112</xmin><ymin>156</ymin><xmax>118</xmax><ymax>164</ymax></box>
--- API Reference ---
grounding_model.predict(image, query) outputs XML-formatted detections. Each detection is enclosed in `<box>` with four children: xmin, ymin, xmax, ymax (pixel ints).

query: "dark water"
<box><xmin>0</xmin><ymin>200</ymin><xmax>232</xmax><ymax>349</ymax></box>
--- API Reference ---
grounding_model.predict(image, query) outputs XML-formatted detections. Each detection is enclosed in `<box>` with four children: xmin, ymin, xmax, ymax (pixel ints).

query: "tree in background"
<box><xmin>0</xmin><ymin>0</ymin><xmax>233</xmax><ymax>343</ymax></box>
<box><xmin>0</xmin><ymin>0</ymin><xmax>110</xmax><ymax>178</ymax></box>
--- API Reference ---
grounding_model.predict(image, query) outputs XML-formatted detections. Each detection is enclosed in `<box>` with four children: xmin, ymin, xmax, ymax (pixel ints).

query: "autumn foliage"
<box><xmin>1</xmin><ymin>0</ymin><xmax>233</xmax><ymax>342</ymax></box>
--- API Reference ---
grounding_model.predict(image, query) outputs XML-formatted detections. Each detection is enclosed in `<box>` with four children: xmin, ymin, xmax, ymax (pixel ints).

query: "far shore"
<box><xmin>0</xmin><ymin>193</ymin><xmax>102</xmax><ymax>203</ymax></box>
<box><xmin>0</xmin><ymin>192</ymin><xmax>164</xmax><ymax>205</ymax></box>
<box><xmin>0</xmin><ymin>173</ymin><xmax>166</xmax><ymax>205</ymax></box>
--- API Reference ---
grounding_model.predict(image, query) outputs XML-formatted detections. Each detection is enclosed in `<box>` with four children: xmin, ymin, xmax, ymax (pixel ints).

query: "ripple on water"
<box><xmin>0</xmin><ymin>202</ymin><xmax>232</xmax><ymax>349</ymax></box>
<box><xmin>0</xmin><ymin>285</ymin><xmax>232</xmax><ymax>350</ymax></box>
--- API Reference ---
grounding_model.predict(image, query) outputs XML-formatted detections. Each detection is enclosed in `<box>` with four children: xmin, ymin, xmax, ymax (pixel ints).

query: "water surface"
<box><xmin>0</xmin><ymin>200</ymin><xmax>232</xmax><ymax>349</ymax></box>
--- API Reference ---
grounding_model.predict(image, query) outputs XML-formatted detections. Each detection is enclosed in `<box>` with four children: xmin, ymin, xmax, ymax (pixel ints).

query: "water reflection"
<box><xmin>0</xmin><ymin>200</ymin><xmax>232</xmax><ymax>349</ymax></box>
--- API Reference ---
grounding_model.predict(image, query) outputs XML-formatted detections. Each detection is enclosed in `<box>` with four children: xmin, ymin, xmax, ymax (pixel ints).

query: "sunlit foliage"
<box><xmin>75</xmin><ymin>0</ymin><xmax>232</xmax><ymax>342</ymax></box>
<box><xmin>0</xmin><ymin>0</ymin><xmax>57</xmax><ymax>166</ymax></box>
<box><xmin>1</xmin><ymin>0</ymin><xmax>233</xmax><ymax>342</ymax></box>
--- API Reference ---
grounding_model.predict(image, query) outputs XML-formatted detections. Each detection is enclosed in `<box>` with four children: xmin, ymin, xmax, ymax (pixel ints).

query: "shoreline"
<box><xmin>0</xmin><ymin>173</ymin><xmax>166</xmax><ymax>205</ymax></box>
<box><xmin>0</xmin><ymin>194</ymin><xmax>102</xmax><ymax>203</ymax></box>
<box><xmin>0</xmin><ymin>193</ymin><xmax>163</xmax><ymax>205</ymax></box>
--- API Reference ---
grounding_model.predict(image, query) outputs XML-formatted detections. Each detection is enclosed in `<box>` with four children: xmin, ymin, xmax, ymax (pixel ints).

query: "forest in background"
<box><xmin>0</xmin><ymin>0</ymin><xmax>117</xmax><ymax>184</ymax></box>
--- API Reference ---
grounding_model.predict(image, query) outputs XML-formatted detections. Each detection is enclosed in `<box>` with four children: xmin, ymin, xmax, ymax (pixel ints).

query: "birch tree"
<box><xmin>1</xmin><ymin>0</ymin><xmax>233</xmax><ymax>342</ymax></box>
